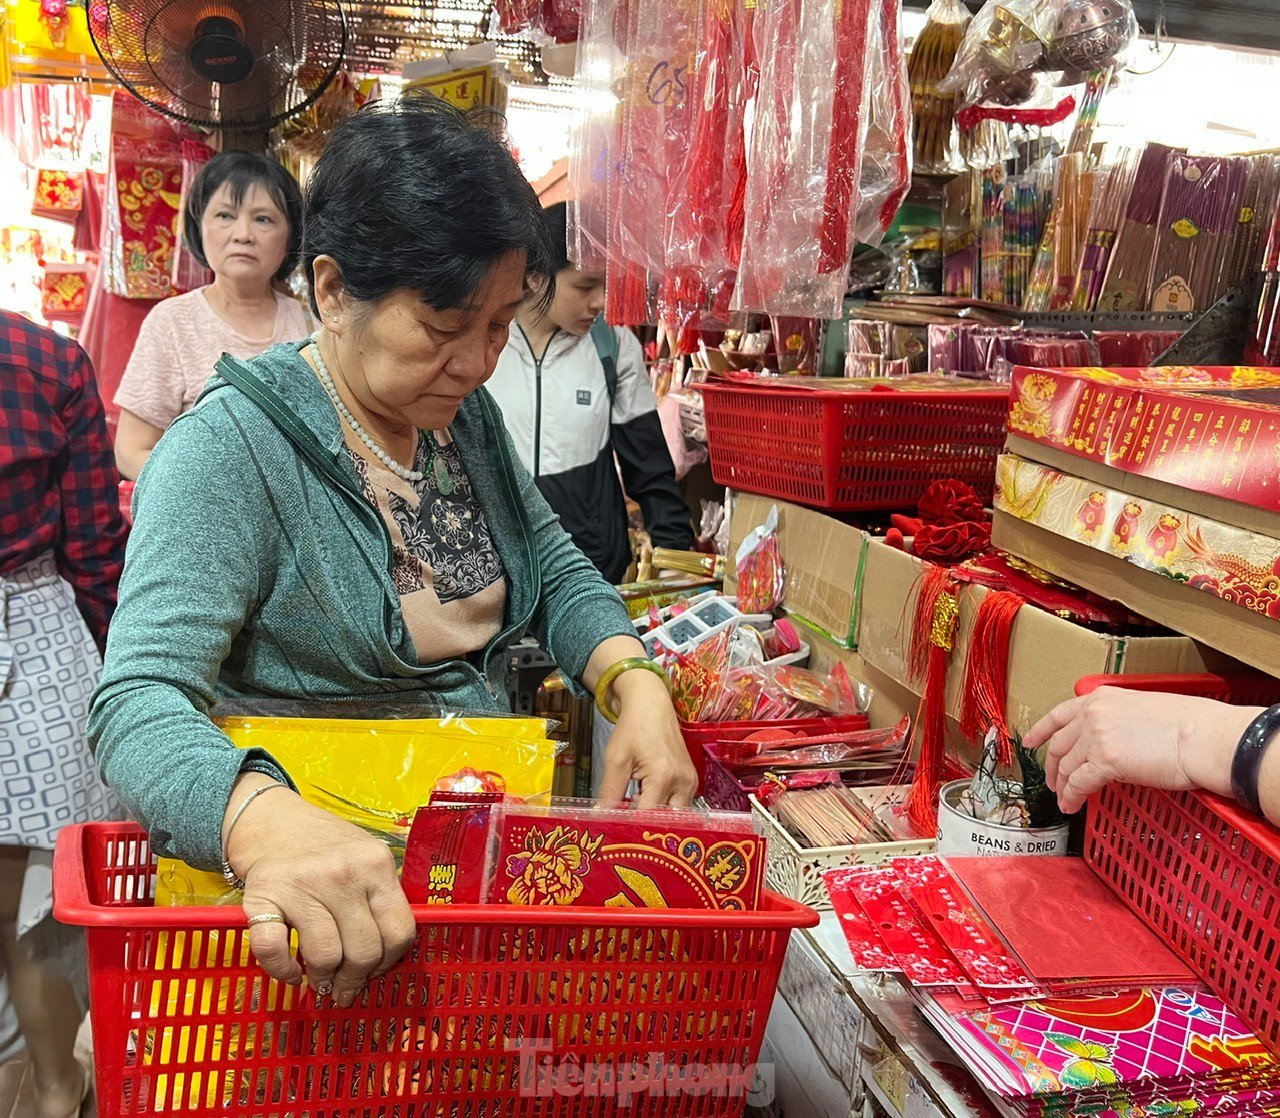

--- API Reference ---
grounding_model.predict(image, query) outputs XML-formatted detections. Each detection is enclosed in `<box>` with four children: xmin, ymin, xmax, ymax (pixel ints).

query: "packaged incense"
<box><xmin>1147</xmin><ymin>153</ymin><xmax>1247</xmax><ymax>313</ymax></box>
<box><xmin>1072</xmin><ymin>151</ymin><xmax>1138</xmax><ymax>312</ymax></box>
<box><xmin>907</xmin><ymin>0</ymin><xmax>970</xmax><ymax>173</ymax></box>
<box><xmin>1097</xmin><ymin>142</ymin><xmax>1182</xmax><ymax>312</ymax></box>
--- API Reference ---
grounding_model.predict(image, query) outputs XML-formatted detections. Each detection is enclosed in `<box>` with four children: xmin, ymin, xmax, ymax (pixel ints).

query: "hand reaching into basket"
<box><xmin>223</xmin><ymin>774</ymin><xmax>417</xmax><ymax>1006</ymax></box>
<box><xmin>1026</xmin><ymin>687</ymin><xmax>1268</xmax><ymax>818</ymax></box>
<box><xmin>596</xmin><ymin>664</ymin><xmax>699</xmax><ymax>809</ymax></box>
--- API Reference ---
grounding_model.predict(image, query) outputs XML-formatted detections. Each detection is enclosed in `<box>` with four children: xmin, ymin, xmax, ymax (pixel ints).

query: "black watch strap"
<box><xmin>1231</xmin><ymin>704</ymin><xmax>1280</xmax><ymax>816</ymax></box>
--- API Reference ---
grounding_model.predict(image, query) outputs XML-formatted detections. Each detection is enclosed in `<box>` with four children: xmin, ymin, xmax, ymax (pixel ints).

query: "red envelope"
<box><xmin>487</xmin><ymin>806</ymin><xmax>766</xmax><ymax>911</ymax></box>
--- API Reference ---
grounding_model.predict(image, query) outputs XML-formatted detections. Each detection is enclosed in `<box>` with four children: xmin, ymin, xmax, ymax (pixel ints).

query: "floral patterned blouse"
<box><xmin>344</xmin><ymin>430</ymin><xmax>506</xmax><ymax>664</ymax></box>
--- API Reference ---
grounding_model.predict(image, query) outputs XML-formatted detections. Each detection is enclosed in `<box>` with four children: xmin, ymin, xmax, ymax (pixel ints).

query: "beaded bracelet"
<box><xmin>594</xmin><ymin>657</ymin><xmax>672</xmax><ymax>725</ymax></box>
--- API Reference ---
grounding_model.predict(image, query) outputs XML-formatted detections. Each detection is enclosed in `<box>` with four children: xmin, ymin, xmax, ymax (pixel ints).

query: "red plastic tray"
<box><xmin>1079</xmin><ymin>672</ymin><xmax>1280</xmax><ymax>1053</ymax></box>
<box><xmin>55</xmin><ymin>823</ymin><xmax>816</xmax><ymax>1117</ymax></box>
<box><xmin>699</xmin><ymin>380</ymin><xmax>1009</xmax><ymax>512</ymax></box>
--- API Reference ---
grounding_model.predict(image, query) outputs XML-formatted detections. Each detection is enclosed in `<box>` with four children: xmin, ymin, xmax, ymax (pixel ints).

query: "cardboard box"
<box><xmin>1006</xmin><ymin>365</ymin><xmax>1280</xmax><ymax>512</ymax></box>
<box><xmin>857</xmin><ymin>537</ymin><xmax>1236</xmax><ymax>740</ymax></box>
<box><xmin>727</xmin><ymin>492</ymin><xmax>867</xmax><ymax>647</ymax></box>
<box><xmin>994</xmin><ymin>443</ymin><xmax>1278</xmax><ymax>678</ymax></box>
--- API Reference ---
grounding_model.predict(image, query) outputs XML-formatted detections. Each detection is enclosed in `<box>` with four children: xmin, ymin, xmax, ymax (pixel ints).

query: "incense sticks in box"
<box><xmin>1098</xmin><ymin>142</ymin><xmax>1181</xmax><ymax>312</ymax></box>
<box><xmin>1148</xmin><ymin>153</ymin><xmax>1248</xmax><ymax>312</ymax></box>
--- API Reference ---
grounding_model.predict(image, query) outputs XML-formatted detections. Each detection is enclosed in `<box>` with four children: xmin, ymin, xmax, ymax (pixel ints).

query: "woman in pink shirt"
<box><xmin>114</xmin><ymin>153</ymin><xmax>310</xmax><ymax>480</ymax></box>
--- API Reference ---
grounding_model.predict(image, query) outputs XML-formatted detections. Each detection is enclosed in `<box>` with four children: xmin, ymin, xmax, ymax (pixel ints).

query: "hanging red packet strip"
<box><xmin>892</xmin><ymin>857</ymin><xmax>1042</xmax><ymax>993</ymax></box>
<box><xmin>608</xmin><ymin>0</ymin><xmax>701</xmax><ymax>324</ymax></box>
<box><xmin>854</xmin><ymin>0</ymin><xmax>911</xmax><ymax>246</ymax></box>
<box><xmin>101</xmin><ymin>91</ymin><xmax>198</xmax><ymax>300</ymax></box>
<box><xmin>487</xmin><ymin>804</ymin><xmax>766</xmax><ymax>911</ymax></box>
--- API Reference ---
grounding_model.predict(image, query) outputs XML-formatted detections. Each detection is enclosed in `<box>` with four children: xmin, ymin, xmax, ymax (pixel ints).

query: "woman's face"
<box><xmin>547</xmin><ymin>266</ymin><xmax>606</xmax><ymax>337</ymax></box>
<box><xmin>334</xmin><ymin>251</ymin><xmax>528</xmax><ymax>431</ymax></box>
<box><xmin>200</xmin><ymin>181</ymin><xmax>291</xmax><ymax>287</ymax></box>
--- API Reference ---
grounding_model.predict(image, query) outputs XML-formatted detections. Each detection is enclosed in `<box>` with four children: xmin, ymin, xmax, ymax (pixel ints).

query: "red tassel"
<box><xmin>959</xmin><ymin>590</ymin><xmax>1024</xmax><ymax>765</ymax></box>
<box><xmin>902</xmin><ymin>564</ymin><xmax>960</xmax><ymax>838</ymax></box>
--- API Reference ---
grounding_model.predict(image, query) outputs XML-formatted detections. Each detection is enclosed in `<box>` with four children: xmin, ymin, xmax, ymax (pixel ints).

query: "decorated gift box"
<box><xmin>997</xmin><ymin>365</ymin><xmax>1280</xmax><ymax>678</ymax></box>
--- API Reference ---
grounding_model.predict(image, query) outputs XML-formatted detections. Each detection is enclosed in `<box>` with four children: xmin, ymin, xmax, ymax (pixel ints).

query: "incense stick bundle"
<box><xmin>1225</xmin><ymin>155</ymin><xmax>1280</xmax><ymax>291</ymax></box>
<box><xmin>1148</xmin><ymin>154</ymin><xmax>1247</xmax><ymax>313</ymax></box>
<box><xmin>1098</xmin><ymin>142</ymin><xmax>1182</xmax><ymax>312</ymax></box>
<box><xmin>908</xmin><ymin>0</ymin><xmax>970</xmax><ymax>173</ymax></box>
<box><xmin>772</xmin><ymin>784</ymin><xmax>895</xmax><ymax>847</ymax></box>
<box><xmin>1073</xmin><ymin>151</ymin><xmax>1139</xmax><ymax>312</ymax></box>
<box><xmin>1051</xmin><ymin>158</ymin><xmax>1095</xmax><ymax>311</ymax></box>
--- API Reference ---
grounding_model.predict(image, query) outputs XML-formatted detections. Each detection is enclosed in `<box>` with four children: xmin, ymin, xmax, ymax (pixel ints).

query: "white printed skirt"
<box><xmin>0</xmin><ymin>552</ymin><xmax>121</xmax><ymax>851</ymax></box>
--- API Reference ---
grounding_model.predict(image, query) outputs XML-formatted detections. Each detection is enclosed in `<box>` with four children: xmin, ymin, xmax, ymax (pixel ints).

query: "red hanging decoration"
<box><xmin>958</xmin><ymin>589</ymin><xmax>1024</xmax><ymax>765</ymax></box>
<box><xmin>724</xmin><ymin>0</ymin><xmax>758</xmax><ymax>272</ymax></box>
<box><xmin>903</xmin><ymin>564</ymin><xmax>961</xmax><ymax>838</ymax></box>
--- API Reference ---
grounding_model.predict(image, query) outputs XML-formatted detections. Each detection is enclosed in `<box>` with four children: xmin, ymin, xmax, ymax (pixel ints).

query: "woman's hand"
<box><xmin>224</xmin><ymin>775</ymin><xmax>417</xmax><ymax>1007</ymax></box>
<box><xmin>597</xmin><ymin>668</ymin><xmax>698</xmax><ymax>808</ymax></box>
<box><xmin>1025</xmin><ymin>687</ymin><xmax>1252</xmax><ymax>814</ymax></box>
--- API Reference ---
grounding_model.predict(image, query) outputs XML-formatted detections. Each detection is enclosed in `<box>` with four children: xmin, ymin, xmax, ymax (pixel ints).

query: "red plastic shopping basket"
<box><xmin>1078</xmin><ymin>672</ymin><xmax>1280</xmax><ymax>1054</ymax></box>
<box><xmin>698</xmin><ymin>379</ymin><xmax>1009</xmax><ymax>512</ymax></box>
<box><xmin>55</xmin><ymin>823</ymin><xmax>816</xmax><ymax>1117</ymax></box>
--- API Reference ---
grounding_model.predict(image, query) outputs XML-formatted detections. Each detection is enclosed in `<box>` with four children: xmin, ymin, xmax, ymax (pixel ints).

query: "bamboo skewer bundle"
<box><xmin>907</xmin><ymin>0</ymin><xmax>970</xmax><ymax>173</ymax></box>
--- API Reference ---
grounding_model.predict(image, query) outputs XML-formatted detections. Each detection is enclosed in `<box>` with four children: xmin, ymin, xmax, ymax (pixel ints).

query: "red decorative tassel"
<box><xmin>959</xmin><ymin>590</ymin><xmax>1024</xmax><ymax>766</ymax></box>
<box><xmin>902</xmin><ymin>564</ymin><xmax>960</xmax><ymax>838</ymax></box>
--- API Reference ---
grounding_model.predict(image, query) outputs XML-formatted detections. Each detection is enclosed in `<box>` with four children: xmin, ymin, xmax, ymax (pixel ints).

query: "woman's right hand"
<box><xmin>224</xmin><ymin>775</ymin><xmax>417</xmax><ymax>1007</ymax></box>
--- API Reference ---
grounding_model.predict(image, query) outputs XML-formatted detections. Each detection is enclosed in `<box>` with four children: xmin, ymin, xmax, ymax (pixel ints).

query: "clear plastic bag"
<box><xmin>854</xmin><ymin>0</ymin><xmax>912</xmax><ymax>247</ymax></box>
<box><xmin>937</xmin><ymin>0</ymin><xmax>1059</xmax><ymax>111</ymax></box>
<box><xmin>568</xmin><ymin>0</ymin><xmax>629</xmax><ymax>271</ymax></box>
<box><xmin>609</xmin><ymin>0</ymin><xmax>701</xmax><ymax>322</ymax></box>
<box><xmin>732</xmin><ymin>0</ymin><xmax>878</xmax><ymax>318</ymax></box>
<box><xmin>907</xmin><ymin>0</ymin><xmax>970</xmax><ymax>174</ymax></box>
<box><xmin>658</xmin><ymin>0</ymin><xmax>749</xmax><ymax>340</ymax></box>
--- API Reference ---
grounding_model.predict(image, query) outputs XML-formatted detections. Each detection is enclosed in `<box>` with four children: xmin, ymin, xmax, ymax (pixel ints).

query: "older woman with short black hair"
<box><xmin>114</xmin><ymin>151</ymin><xmax>309</xmax><ymax>479</ymax></box>
<box><xmin>89</xmin><ymin>94</ymin><xmax>696</xmax><ymax>1007</ymax></box>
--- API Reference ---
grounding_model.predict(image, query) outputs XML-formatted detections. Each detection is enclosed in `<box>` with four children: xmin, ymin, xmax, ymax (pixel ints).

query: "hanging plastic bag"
<box><xmin>936</xmin><ymin>0</ymin><xmax>1060</xmax><ymax>111</ymax></box>
<box><xmin>855</xmin><ymin>0</ymin><xmax>912</xmax><ymax>246</ymax></box>
<box><xmin>907</xmin><ymin>0</ymin><xmax>970</xmax><ymax>174</ymax></box>
<box><xmin>732</xmin><ymin>0</ymin><xmax>878</xmax><ymax>318</ymax></box>
<box><xmin>608</xmin><ymin>0</ymin><xmax>701</xmax><ymax>323</ymax></box>
<box><xmin>659</xmin><ymin>0</ymin><xmax>749</xmax><ymax>342</ymax></box>
<box><xmin>735</xmin><ymin>505</ymin><xmax>783</xmax><ymax>614</ymax></box>
<box><xmin>568</xmin><ymin>0</ymin><xmax>629</xmax><ymax>272</ymax></box>
<box><xmin>171</xmin><ymin>140</ymin><xmax>215</xmax><ymax>293</ymax></box>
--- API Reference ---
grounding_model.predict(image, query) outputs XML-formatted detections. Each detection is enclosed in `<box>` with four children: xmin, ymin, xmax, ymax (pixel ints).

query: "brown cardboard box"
<box><xmin>726</xmin><ymin>492</ymin><xmax>866</xmax><ymax>646</ymax></box>
<box><xmin>857</xmin><ymin>537</ymin><xmax>1237</xmax><ymax>739</ymax></box>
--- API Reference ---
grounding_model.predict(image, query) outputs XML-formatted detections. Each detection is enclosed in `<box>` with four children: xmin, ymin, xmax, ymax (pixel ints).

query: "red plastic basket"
<box><xmin>55</xmin><ymin>823</ymin><xmax>817</xmax><ymax>1117</ymax></box>
<box><xmin>1079</xmin><ymin>672</ymin><xmax>1280</xmax><ymax>1053</ymax></box>
<box><xmin>698</xmin><ymin>380</ymin><xmax>1009</xmax><ymax>512</ymax></box>
<box><xmin>680</xmin><ymin>713</ymin><xmax>870</xmax><ymax>793</ymax></box>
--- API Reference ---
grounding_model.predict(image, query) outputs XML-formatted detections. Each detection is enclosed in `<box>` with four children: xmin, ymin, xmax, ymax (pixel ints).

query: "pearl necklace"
<box><xmin>309</xmin><ymin>332</ymin><xmax>428</xmax><ymax>483</ymax></box>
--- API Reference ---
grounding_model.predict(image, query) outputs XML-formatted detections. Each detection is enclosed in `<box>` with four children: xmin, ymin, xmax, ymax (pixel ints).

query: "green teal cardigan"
<box><xmin>88</xmin><ymin>341</ymin><xmax>636</xmax><ymax>869</ymax></box>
